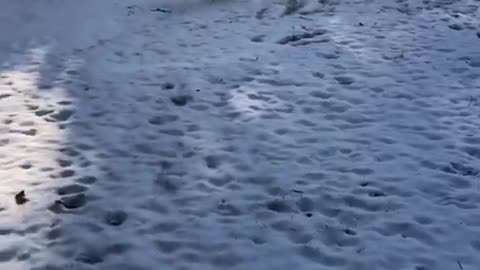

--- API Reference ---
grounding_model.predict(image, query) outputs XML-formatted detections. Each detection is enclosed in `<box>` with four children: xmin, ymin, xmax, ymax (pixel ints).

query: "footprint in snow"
<box><xmin>105</xmin><ymin>210</ymin><xmax>128</xmax><ymax>226</ymax></box>
<box><xmin>171</xmin><ymin>95</ymin><xmax>192</xmax><ymax>106</ymax></box>
<box><xmin>335</xmin><ymin>76</ymin><xmax>355</xmax><ymax>85</ymax></box>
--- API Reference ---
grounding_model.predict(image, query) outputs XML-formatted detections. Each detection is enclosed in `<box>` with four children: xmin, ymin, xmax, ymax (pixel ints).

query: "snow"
<box><xmin>1</xmin><ymin>0</ymin><xmax>480</xmax><ymax>269</ymax></box>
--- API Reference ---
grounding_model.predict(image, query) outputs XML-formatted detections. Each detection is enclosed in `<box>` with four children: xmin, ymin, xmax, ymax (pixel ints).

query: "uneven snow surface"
<box><xmin>1</xmin><ymin>0</ymin><xmax>480</xmax><ymax>269</ymax></box>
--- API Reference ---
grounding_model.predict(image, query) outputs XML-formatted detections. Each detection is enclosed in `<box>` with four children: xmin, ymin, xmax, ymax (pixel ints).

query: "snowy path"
<box><xmin>1</xmin><ymin>0</ymin><xmax>480</xmax><ymax>269</ymax></box>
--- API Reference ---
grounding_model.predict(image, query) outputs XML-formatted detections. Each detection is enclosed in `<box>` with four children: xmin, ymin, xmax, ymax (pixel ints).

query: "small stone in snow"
<box><xmin>15</xmin><ymin>190</ymin><xmax>29</xmax><ymax>205</ymax></box>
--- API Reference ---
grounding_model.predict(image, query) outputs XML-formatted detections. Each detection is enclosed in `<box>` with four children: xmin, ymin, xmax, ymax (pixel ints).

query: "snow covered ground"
<box><xmin>1</xmin><ymin>0</ymin><xmax>480</xmax><ymax>269</ymax></box>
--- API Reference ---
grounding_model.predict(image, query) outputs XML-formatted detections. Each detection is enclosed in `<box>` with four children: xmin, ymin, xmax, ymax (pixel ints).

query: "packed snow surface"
<box><xmin>1</xmin><ymin>0</ymin><xmax>480</xmax><ymax>269</ymax></box>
